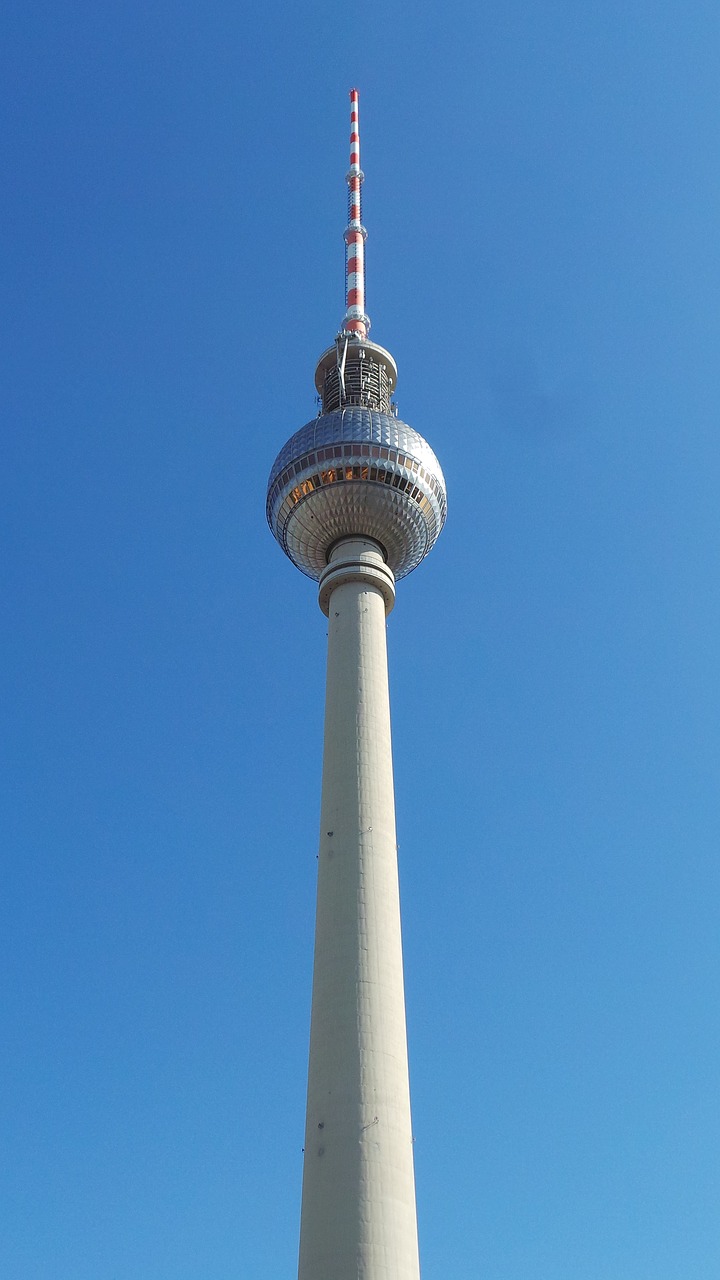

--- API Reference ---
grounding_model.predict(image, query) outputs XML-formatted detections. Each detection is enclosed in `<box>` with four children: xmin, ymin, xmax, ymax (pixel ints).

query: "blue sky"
<box><xmin>2</xmin><ymin>1</ymin><xmax>719</xmax><ymax>1277</ymax></box>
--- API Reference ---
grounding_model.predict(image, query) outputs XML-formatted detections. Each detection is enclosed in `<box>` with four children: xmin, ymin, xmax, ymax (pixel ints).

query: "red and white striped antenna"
<box><xmin>342</xmin><ymin>88</ymin><xmax>370</xmax><ymax>340</ymax></box>
<box><xmin>314</xmin><ymin>89</ymin><xmax>397</xmax><ymax>413</ymax></box>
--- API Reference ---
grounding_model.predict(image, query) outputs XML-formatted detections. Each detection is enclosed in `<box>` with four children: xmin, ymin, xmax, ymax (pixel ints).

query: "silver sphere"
<box><xmin>266</xmin><ymin>407</ymin><xmax>447</xmax><ymax>581</ymax></box>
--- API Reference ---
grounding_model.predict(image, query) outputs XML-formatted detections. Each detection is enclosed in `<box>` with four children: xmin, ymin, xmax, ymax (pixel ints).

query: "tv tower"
<box><xmin>266</xmin><ymin>89</ymin><xmax>447</xmax><ymax>1280</ymax></box>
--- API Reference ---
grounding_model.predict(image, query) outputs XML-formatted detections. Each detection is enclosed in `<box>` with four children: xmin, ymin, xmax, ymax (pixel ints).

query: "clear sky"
<box><xmin>2</xmin><ymin>2</ymin><xmax>719</xmax><ymax>1277</ymax></box>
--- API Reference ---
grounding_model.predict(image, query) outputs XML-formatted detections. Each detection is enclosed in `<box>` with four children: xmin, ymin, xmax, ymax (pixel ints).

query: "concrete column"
<box><xmin>297</xmin><ymin>537</ymin><xmax>421</xmax><ymax>1280</ymax></box>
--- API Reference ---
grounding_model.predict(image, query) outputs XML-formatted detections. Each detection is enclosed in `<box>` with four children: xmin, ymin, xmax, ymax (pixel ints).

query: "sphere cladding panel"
<box><xmin>267</xmin><ymin>408</ymin><xmax>447</xmax><ymax>580</ymax></box>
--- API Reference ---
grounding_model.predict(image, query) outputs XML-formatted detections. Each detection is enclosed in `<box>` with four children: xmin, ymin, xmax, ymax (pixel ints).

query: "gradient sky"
<box><xmin>2</xmin><ymin>2</ymin><xmax>719</xmax><ymax>1277</ymax></box>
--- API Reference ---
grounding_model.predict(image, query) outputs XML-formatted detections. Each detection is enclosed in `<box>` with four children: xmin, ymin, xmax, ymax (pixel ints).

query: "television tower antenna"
<box><xmin>342</xmin><ymin>87</ymin><xmax>370</xmax><ymax>340</ymax></box>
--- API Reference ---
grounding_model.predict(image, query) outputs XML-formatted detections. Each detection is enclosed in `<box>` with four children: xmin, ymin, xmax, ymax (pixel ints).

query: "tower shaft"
<box><xmin>298</xmin><ymin>538</ymin><xmax>421</xmax><ymax>1280</ymax></box>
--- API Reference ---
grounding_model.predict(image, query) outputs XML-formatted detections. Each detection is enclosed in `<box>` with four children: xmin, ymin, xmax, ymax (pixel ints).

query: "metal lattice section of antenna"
<box><xmin>343</xmin><ymin>88</ymin><xmax>370</xmax><ymax>340</ymax></box>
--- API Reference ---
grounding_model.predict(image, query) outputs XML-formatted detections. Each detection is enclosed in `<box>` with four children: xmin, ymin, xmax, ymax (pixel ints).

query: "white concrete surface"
<box><xmin>298</xmin><ymin>537</ymin><xmax>421</xmax><ymax>1280</ymax></box>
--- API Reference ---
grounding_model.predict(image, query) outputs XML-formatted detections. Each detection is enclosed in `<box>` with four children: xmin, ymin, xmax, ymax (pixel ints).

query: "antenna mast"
<box><xmin>313</xmin><ymin>89</ymin><xmax>398</xmax><ymax>414</ymax></box>
<box><xmin>342</xmin><ymin>88</ymin><xmax>370</xmax><ymax>339</ymax></box>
